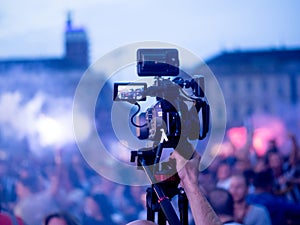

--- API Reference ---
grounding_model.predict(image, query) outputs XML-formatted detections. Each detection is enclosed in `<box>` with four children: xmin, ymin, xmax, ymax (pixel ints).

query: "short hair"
<box><xmin>17</xmin><ymin>176</ymin><xmax>40</xmax><ymax>193</ymax></box>
<box><xmin>87</xmin><ymin>193</ymin><xmax>114</xmax><ymax>216</ymax></box>
<box><xmin>126</xmin><ymin>220</ymin><xmax>157</xmax><ymax>225</ymax></box>
<box><xmin>44</xmin><ymin>211</ymin><xmax>80</xmax><ymax>225</ymax></box>
<box><xmin>230</xmin><ymin>174</ymin><xmax>248</xmax><ymax>187</ymax></box>
<box><xmin>208</xmin><ymin>188</ymin><xmax>234</xmax><ymax>216</ymax></box>
<box><xmin>253</xmin><ymin>169</ymin><xmax>274</xmax><ymax>189</ymax></box>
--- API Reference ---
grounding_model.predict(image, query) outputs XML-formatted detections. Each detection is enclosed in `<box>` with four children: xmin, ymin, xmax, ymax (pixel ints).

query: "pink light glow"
<box><xmin>253</xmin><ymin>128</ymin><xmax>275</xmax><ymax>156</ymax></box>
<box><xmin>227</xmin><ymin>127</ymin><xmax>247</xmax><ymax>149</ymax></box>
<box><xmin>251</xmin><ymin>114</ymin><xmax>287</xmax><ymax>156</ymax></box>
<box><xmin>226</xmin><ymin>115</ymin><xmax>288</xmax><ymax>157</ymax></box>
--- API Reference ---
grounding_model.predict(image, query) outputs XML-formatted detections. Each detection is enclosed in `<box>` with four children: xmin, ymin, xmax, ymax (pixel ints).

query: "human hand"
<box><xmin>170</xmin><ymin>150</ymin><xmax>201</xmax><ymax>191</ymax></box>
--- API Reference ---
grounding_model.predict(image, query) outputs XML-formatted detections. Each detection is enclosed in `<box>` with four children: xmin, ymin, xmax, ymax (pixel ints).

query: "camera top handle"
<box><xmin>172</xmin><ymin>76</ymin><xmax>210</xmax><ymax>140</ymax></box>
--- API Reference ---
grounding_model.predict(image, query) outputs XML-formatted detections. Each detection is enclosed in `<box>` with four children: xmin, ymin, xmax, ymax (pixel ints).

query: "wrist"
<box><xmin>181</xmin><ymin>179</ymin><xmax>200</xmax><ymax>194</ymax></box>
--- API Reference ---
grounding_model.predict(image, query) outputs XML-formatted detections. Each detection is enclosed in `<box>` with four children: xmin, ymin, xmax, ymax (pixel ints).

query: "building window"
<box><xmin>277</xmin><ymin>82</ymin><xmax>284</xmax><ymax>98</ymax></box>
<box><xmin>246</xmin><ymin>103</ymin><xmax>253</xmax><ymax>116</ymax></box>
<box><xmin>231</xmin><ymin>103</ymin><xmax>239</xmax><ymax>120</ymax></box>
<box><xmin>263</xmin><ymin>103</ymin><xmax>270</xmax><ymax>113</ymax></box>
<box><xmin>261</xmin><ymin>79</ymin><xmax>268</xmax><ymax>91</ymax></box>
<box><xmin>246</xmin><ymin>80</ymin><xmax>253</xmax><ymax>92</ymax></box>
<box><xmin>230</xmin><ymin>81</ymin><xmax>237</xmax><ymax>93</ymax></box>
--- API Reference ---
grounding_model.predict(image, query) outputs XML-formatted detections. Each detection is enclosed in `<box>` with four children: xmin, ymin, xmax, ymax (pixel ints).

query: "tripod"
<box><xmin>146</xmin><ymin>185</ymin><xmax>188</xmax><ymax>225</ymax></box>
<box><xmin>131</xmin><ymin>143</ymin><xmax>189</xmax><ymax>225</ymax></box>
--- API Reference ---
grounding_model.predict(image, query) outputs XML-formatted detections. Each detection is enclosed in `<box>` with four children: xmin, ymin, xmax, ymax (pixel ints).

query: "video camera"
<box><xmin>113</xmin><ymin>48</ymin><xmax>210</xmax><ymax>225</ymax></box>
<box><xmin>113</xmin><ymin>48</ymin><xmax>210</xmax><ymax>149</ymax></box>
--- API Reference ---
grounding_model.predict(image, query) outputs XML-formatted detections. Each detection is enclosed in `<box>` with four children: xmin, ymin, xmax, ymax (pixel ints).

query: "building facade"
<box><xmin>201</xmin><ymin>48</ymin><xmax>300</xmax><ymax>127</ymax></box>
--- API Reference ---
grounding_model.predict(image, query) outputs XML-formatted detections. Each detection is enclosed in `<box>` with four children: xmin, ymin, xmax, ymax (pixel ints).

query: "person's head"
<box><xmin>267</xmin><ymin>151</ymin><xmax>282</xmax><ymax>171</ymax></box>
<box><xmin>198</xmin><ymin>169</ymin><xmax>216</xmax><ymax>194</ymax></box>
<box><xmin>265</xmin><ymin>140</ymin><xmax>282</xmax><ymax>171</ymax></box>
<box><xmin>84</xmin><ymin>193</ymin><xmax>113</xmax><ymax>219</ymax></box>
<box><xmin>253</xmin><ymin>169</ymin><xmax>274</xmax><ymax>192</ymax></box>
<box><xmin>44</xmin><ymin>211</ymin><xmax>80</xmax><ymax>225</ymax></box>
<box><xmin>126</xmin><ymin>220</ymin><xmax>157</xmax><ymax>225</ymax></box>
<box><xmin>208</xmin><ymin>188</ymin><xmax>234</xmax><ymax>218</ymax></box>
<box><xmin>232</xmin><ymin>159</ymin><xmax>251</xmax><ymax>174</ymax></box>
<box><xmin>217</xmin><ymin>161</ymin><xmax>231</xmax><ymax>181</ymax></box>
<box><xmin>46</xmin><ymin>217</ymin><xmax>67</xmax><ymax>225</ymax></box>
<box><xmin>229</xmin><ymin>175</ymin><xmax>248</xmax><ymax>203</ymax></box>
<box><xmin>254</xmin><ymin>157</ymin><xmax>268</xmax><ymax>172</ymax></box>
<box><xmin>15</xmin><ymin>176</ymin><xmax>39</xmax><ymax>198</ymax></box>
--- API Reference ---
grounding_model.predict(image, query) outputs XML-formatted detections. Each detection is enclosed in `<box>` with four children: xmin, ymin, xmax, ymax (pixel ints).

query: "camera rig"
<box><xmin>113</xmin><ymin>48</ymin><xmax>210</xmax><ymax>225</ymax></box>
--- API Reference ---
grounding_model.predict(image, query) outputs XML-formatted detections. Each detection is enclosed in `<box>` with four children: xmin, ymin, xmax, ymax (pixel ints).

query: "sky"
<box><xmin>0</xmin><ymin>0</ymin><xmax>300</xmax><ymax>63</ymax></box>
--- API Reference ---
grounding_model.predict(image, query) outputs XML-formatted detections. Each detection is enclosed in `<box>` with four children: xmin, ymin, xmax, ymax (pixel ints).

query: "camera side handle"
<box><xmin>199</xmin><ymin>100</ymin><xmax>210</xmax><ymax>140</ymax></box>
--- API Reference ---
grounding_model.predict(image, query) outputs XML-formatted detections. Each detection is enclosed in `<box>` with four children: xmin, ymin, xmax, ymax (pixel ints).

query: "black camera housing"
<box><xmin>113</xmin><ymin>48</ymin><xmax>210</xmax><ymax>147</ymax></box>
<box><xmin>137</xmin><ymin>49</ymin><xmax>179</xmax><ymax>76</ymax></box>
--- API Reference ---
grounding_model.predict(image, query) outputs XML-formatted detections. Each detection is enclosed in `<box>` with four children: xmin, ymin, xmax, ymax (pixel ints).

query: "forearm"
<box><xmin>171</xmin><ymin>150</ymin><xmax>222</xmax><ymax>225</ymax></box>
<box><xmin>184</xmin><ymin>183</ymin><xmax>222</xmax><ymax>225</ymax></box>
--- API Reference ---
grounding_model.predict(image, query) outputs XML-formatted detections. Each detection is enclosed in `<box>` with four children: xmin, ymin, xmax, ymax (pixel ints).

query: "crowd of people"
<box><xmin>0</xmin><ymin>131</ymin><xmax>300</xmax><ymax>225</ymax></box>
<box><xmin>201</xmin><ymin>133</ymin><xmax>300</xmax><ymax>225</ymax></box>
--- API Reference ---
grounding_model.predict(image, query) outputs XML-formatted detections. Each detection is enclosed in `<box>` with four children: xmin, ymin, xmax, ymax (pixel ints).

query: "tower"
<box><xmin>64</xmin><ymin>12</ymin><xmax>89</xmax><ymax>69</ymax></box>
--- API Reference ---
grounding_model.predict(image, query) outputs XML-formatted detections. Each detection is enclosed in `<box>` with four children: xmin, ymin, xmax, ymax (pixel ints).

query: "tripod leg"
<box><xmin>140</xmin><ymin>158</ymin><xmax>182</xmax><ymax>225</ymax></box>
<box><xmin>158</xmin><ymin>209</ymin><xmax>167</xmax><ymax>225</ymax></box>
<box><xmin>178</xmin><ymin>188</ymin><xmax>189</xmax><ymax>225</ymax></box>
<box><xmin>146</xmin><ymin>187</ymin><xmax>155</xmax><ymax>222</ymax></box>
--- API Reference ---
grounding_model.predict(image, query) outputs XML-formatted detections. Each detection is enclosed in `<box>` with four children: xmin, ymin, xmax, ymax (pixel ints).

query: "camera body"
<box><xmin>113</xmin><ymin>48</ymin><xmax>210</xmax><ymax>148</ymax></box>
<box><xmin>137</xmin><ymin>48</ymin><xmax>179</xmax><ymax>76</ymax></box>
<box><xmin>112</xmin><ymin>48</ymin><xmax>210</xmax><ymax>223</ymax></box>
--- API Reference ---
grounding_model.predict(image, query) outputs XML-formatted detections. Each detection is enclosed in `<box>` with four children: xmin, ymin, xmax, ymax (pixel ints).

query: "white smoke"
<box><xmin>0</xmin><ymin>68</ymin><xmax>92</xmax><ymax>156</ymax></box>
<box><xmin>0</xmin><ymin>91</ymin><xmax>76</xmax><ymax>154</ymax></box>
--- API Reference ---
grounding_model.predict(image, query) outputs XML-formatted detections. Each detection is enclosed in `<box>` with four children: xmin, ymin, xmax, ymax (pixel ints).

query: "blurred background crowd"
<box><xmin>1</xmin><ymin>128</ymin><xmax>300</xmax><ymax>225</ymax></box>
